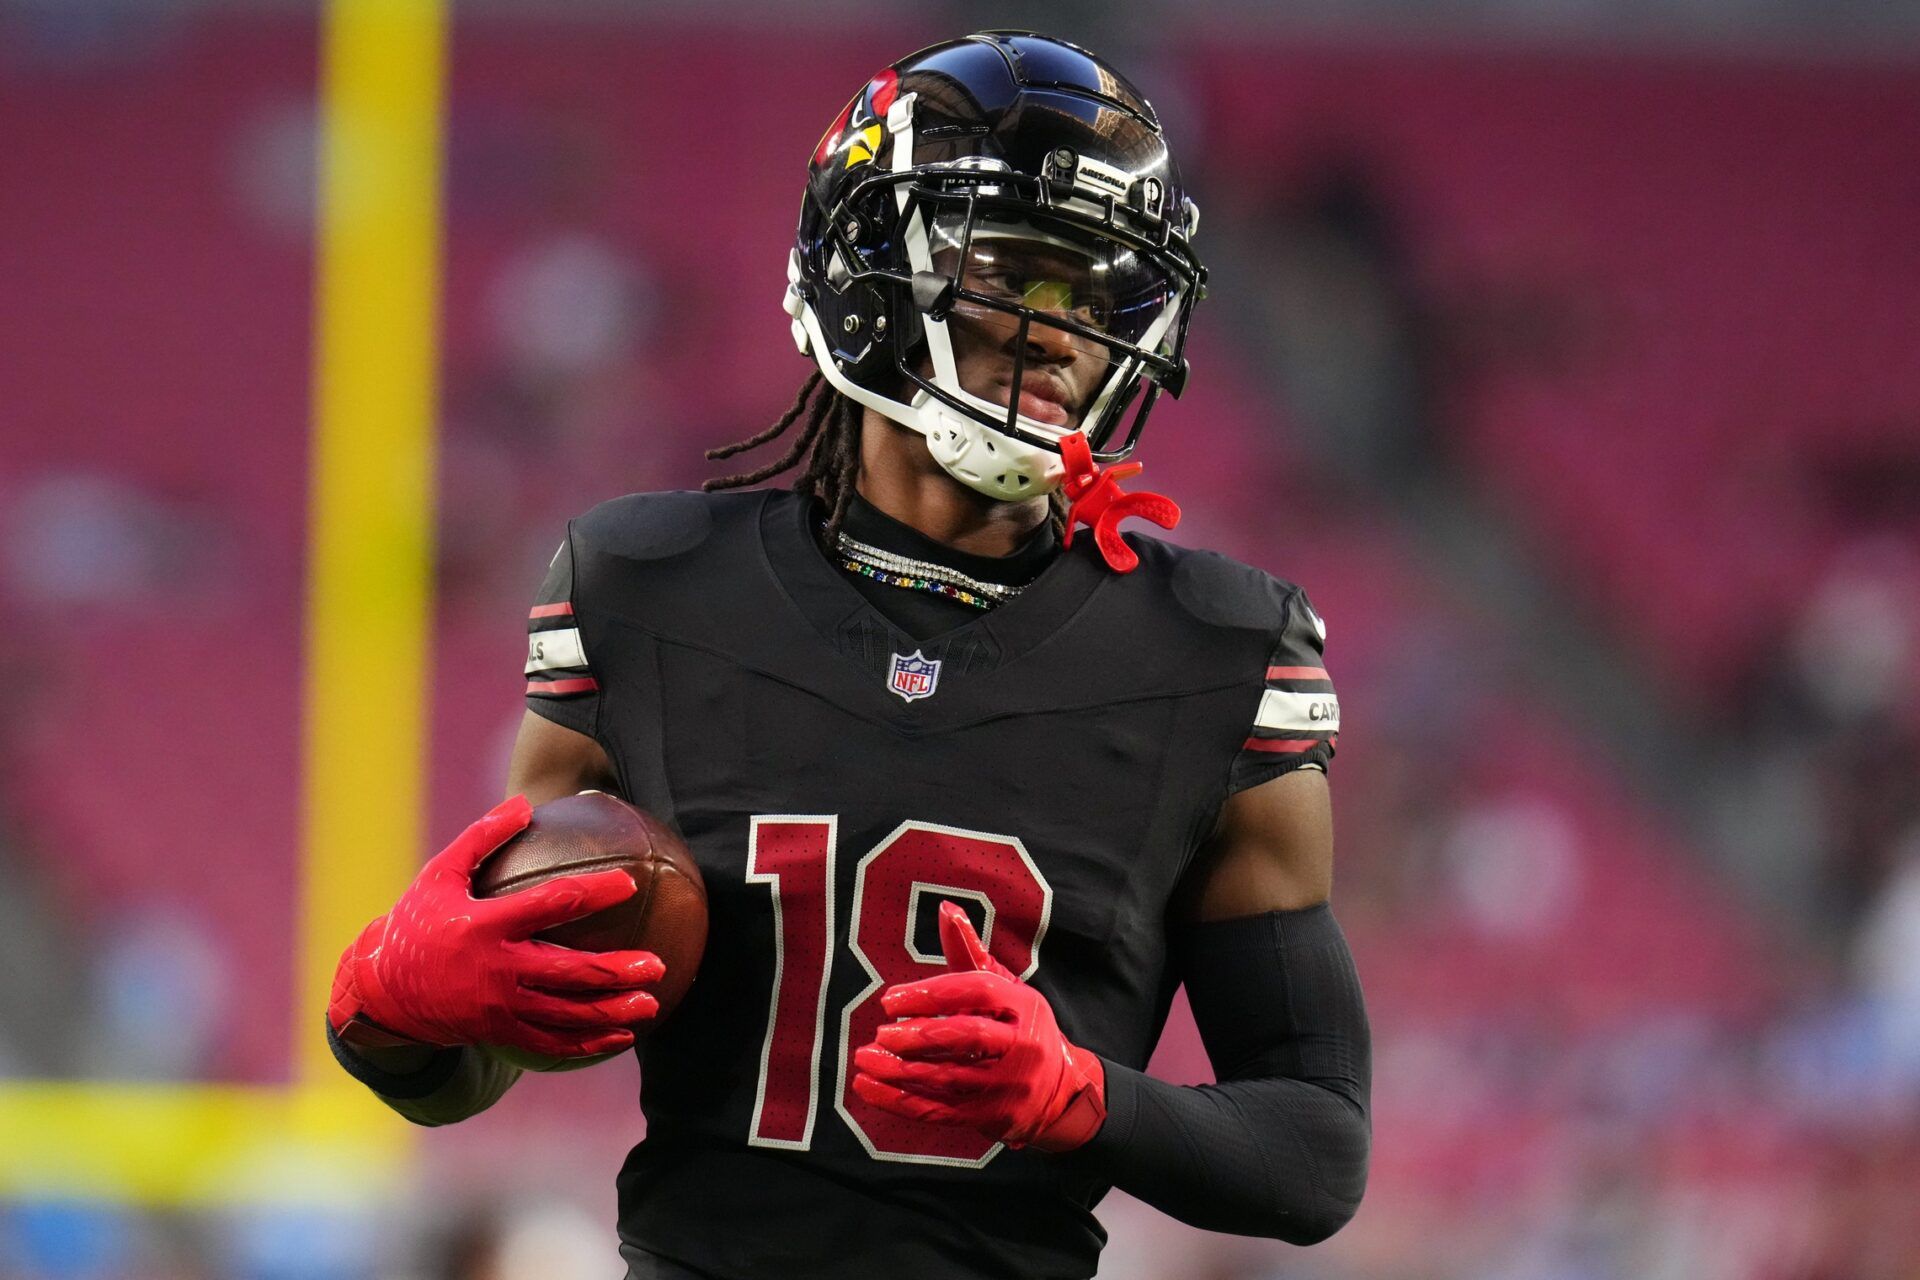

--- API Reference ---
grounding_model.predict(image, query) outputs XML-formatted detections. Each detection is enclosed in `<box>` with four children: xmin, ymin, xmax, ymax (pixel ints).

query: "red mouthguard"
<box><xmin>1057</xmin><ymin>432</ymin><xmax>1181</xmax><ymax>574</ymax></box>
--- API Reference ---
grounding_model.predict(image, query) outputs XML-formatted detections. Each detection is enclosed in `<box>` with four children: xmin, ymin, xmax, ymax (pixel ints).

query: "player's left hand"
<box><xmin>850</xmin><ymin>901</ymin><xmax>1106</xmax><ymax>1152</ymax></box>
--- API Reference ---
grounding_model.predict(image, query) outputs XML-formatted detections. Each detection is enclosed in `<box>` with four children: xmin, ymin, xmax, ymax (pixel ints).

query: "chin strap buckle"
<box><xmin>1058</xmin><ymin>432</ymin><xmax>1181</xmax><ymax>574</ymax></box>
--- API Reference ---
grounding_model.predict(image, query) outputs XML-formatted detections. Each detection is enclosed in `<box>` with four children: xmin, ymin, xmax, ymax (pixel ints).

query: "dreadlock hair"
<box><xmin>705</xmin><ymin>371</ymin><xmax>862</xmax><ymax>546</ymax></box>
<box><xmin>704</xmin><ymin>371</ymin><xmax>1070</xmax><ymax>548</ymax></box>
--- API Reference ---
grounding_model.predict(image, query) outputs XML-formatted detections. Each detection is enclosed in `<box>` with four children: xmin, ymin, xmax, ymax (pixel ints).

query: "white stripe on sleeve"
<box><xmin>525</xmin><ymin>626</ymin><xmax>588</xmax><ymax>675</ymax></box>
<box><xmin>1255</xmin><ymin>688</ymin><xmax>1340</xmax><ymax>734</ymax></box>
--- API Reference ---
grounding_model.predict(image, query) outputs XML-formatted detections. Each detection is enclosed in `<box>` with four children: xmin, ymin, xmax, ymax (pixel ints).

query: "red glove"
<box><xmin>328</xmin><ymin>795</ymin><xmax>665</xmax><ymax>1060</ymax></box>
<box><xmin>850</xmin><ymin>901</ymin><xmax>1107</xmax><ymax>1152</ymax></box>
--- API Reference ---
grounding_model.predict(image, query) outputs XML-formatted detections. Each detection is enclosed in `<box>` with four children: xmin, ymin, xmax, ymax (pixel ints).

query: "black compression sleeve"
<box><xmin>325</xmin><ymin>1016</ymin><xmax>463</xmax><ymax>1098</ymax></box>
<box><xmin>1074</xmin><ymin>905</ymin><xmax>1371</xmax><ymax>1244</ymax></box>
<box><xmin>324</xmin><ymin>1017</ymin><xmax>523</xmax><ymax>1127</ymax></box>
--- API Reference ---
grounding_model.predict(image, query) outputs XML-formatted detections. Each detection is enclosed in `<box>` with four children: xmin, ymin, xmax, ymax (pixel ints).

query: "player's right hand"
<box><xmin>327</xmin><ymin>794</ymin><xmax>665</xmax><ymax>1059</ymax></box>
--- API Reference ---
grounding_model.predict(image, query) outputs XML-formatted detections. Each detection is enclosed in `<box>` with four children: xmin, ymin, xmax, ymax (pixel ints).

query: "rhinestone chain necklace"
<box><xmin>833</xmin><ymin>531</ymin><xmax>1027</xmax><ymax>610</ymax></box>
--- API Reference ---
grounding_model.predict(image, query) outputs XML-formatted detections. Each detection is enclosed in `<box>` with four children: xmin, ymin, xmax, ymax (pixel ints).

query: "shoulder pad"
<box><xmin>571</xmin><ymin>490</ymin><xmax>730</xmax><ymax>563</ymax></box>
<box><xmin>1164</xmin><ymin>543</ymin><xmax>1297</xmax><ymax>633</ymax></box>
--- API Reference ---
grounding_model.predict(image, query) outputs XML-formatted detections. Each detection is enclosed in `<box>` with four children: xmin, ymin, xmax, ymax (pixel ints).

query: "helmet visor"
<box><xmin>925</xmin><ymin>210</ymin><xmax>1180</xmax><ymax>437</ymax></box>
<box><xmin>930</xmin><ymin>210</ymin><xmax>1180</xmax><ymax>350</ymax></box>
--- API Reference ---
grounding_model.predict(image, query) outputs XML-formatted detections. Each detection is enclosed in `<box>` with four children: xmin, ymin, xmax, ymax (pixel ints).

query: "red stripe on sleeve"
<box><xmin>1241</xmin><ymin>737</ymin><xmax>1323</xmax><ymax>753</ymax></box>
<box><xmin>528</xmin><ymin>602</ymin><xmax>574</xmax><ymax>619</ymax></box>
<box><xmin>527</xmin><ymin>677</ymin><xmax>599</xmax><ymax>695</ymax></box>
<box><xmin>1265</xmin><ymin>666</ymin><xmax>1328</xmax><ymax>681</ymax></box>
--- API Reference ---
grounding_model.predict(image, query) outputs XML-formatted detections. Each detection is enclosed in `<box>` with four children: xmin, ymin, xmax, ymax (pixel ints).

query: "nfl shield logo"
<box><xmin>887</xmin><ymin>650</ymin><xmax>941</xmax><ymax>702</ymax></box>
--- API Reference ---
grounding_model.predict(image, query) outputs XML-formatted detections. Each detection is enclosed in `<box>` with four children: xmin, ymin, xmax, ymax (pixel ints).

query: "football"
<box><xmin>473</xmin><ymin>790</ymin><xmax>707</xmax><ymax>1070</ymax></box>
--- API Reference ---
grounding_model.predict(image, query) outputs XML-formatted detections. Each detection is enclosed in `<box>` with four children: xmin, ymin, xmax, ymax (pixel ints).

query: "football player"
<box><xmin>327</xmin><ymin>32</ymin><xmax>1369</xmax><ymax>1280</ymax></box>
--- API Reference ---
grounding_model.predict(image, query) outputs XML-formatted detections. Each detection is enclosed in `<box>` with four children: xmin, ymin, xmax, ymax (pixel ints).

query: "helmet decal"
<box><xmin>811</xmin><ymin>100</ymin><xmax>853</xmax><ymax>169</ymax></box>
<box><xmin>868</xmin><ymin>68</ymin><xmax>899</xmax><ymax>117</ymax></box>
<box><xmin>815</xmin><ymin>68</ymin><xmax>902</xmax><ymax>171</ymax></box>
<box><xmin>845</xmin><ymin>124</ymin><xmax>884</xmax><ymax>169</ymax></box>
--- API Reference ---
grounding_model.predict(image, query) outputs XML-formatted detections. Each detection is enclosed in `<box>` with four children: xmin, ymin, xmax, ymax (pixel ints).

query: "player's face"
<box><xmin>925</xmin><ymin>217</ymin><xmax>1175</xmax><ymax>434</ymax></box>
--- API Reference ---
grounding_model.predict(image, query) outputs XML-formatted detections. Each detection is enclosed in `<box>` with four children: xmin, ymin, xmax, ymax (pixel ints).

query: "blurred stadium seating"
<box><xmin>2</xmin><ymin>5</ymin><xmax>1916</xmax><ymax>1277</ymax></box>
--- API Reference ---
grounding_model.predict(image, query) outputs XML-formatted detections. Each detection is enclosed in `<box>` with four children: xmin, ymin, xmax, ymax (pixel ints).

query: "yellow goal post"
<box><xmin>0</xmin><ymin>0</ymin><xmax>446</xmax><ymax>1206</ymax></box>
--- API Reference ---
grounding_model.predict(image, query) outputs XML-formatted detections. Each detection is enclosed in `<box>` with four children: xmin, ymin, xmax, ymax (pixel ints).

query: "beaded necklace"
<box><xmin>832</xmin><ymin>531</ymin><xmax>1027</xmax><ymax>611</ymax></box>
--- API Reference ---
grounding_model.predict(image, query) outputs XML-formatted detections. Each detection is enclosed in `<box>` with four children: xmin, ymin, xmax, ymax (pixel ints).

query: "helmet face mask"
<box><xmin>785</xmin><ymin>33</ymin><xmax>1206</xmax><ymax>501</ymax></box>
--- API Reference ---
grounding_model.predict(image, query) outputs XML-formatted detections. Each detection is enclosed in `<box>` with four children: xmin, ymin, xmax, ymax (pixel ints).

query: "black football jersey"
<box><xmin>522</xmin><ymin>489</ymin><xmax>1338</xmax><ymax>1280</ymax></box>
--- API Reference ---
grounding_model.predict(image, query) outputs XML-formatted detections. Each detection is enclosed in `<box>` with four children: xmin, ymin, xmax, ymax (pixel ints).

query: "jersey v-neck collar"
<box><xmin>836</xmin><ymin>493</ymin><xmax>1058</xmax><ymax>589</ymax></box>
<box><xmin>761</xmin><ymin>489</ymin><xmax>1107</xmax><ymax>686</ymax></box>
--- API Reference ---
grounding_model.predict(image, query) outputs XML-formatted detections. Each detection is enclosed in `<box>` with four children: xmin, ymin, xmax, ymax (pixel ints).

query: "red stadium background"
<box><xmin>1</xmin><ymin>3</ymin><xmax>1916</xmax><ymax>1276</ymax></box>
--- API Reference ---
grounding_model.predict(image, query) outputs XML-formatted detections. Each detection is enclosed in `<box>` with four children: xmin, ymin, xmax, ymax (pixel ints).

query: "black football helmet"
<box><xmin>783</xmin><ymin>31</ymin><xmax>1206</xmax><ymax>501</ymax></box>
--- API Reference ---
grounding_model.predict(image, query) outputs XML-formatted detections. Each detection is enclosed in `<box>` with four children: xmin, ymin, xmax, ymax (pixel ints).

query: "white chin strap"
<box><xmin>917</xmin><ymin>394</ymin><xmax>1067</xmax><ymax>501</ymax></box>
